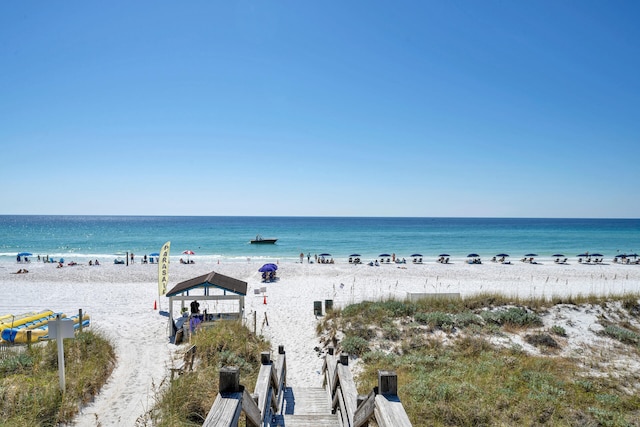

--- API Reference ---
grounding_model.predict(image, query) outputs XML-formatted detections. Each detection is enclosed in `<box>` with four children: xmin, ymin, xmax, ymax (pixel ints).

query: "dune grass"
<box><xmin>151</xmin><ymin>320</ymin><xmax>270</xmax><ymax>427</ymax></box>
<box><xmin>319</xmin><ymin>292</ymin><xmax>640</xmax><ymax>426</ymax></box>
<box><xmin>0</xmin><ymin>330</ymin><xmax>115</xmax><ymax>426</ymax></box>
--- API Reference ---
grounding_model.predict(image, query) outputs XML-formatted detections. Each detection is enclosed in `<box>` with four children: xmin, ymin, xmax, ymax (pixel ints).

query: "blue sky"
<box><xmin>1</xmin><ymin>1</ymin><xmax>639</xmax><ymax>217</ymax></box>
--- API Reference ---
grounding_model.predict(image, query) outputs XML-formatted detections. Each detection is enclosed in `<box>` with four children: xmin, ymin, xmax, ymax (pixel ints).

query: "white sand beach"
<box><xmin>1</xmin><ymin>258</ymin><xmax>639</xmax><ymax>426</ymax></box>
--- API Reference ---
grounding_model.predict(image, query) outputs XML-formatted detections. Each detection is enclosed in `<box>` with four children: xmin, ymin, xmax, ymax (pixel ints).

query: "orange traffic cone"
<box><xmin>263</xmin><ymin>295</ymin><xmax>267</xmax><ymax>305</ymax></box>
<box><xmin>154</xmin><ymin>300</ymin><xmax>157</xmax><ymax>310</ymax></box>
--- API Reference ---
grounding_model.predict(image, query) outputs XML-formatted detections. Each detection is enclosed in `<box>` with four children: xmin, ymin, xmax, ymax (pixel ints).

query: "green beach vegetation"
<box><xmin>318</xmin><ymin>292</ymin><xmax>640</xmax><ymax>426</ymax></box>
<box><xmin>0</xmin><ymin>330</ymin><xmax>115</xmax><ymax>426</ymax></box>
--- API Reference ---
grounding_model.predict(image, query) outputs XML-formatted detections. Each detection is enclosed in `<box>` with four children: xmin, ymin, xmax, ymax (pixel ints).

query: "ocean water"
<box><xmin>0</xmin><ymin>216</ymin><xmax>638</xmax><ymax>264</ymax></box>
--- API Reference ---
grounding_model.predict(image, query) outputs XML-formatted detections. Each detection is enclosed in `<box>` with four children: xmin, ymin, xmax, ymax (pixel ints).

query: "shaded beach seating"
<box><xmin>348</xmin><ymin>257</ymin><xmax>353</xmax><ymax>264</ymax></box>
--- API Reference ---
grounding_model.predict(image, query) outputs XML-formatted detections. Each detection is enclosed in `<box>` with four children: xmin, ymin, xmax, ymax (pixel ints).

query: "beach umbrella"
<box><xmin>495</xmin><ymin>253</ymin><xmax>509</xmax><ymax>257</ymax></box>
<box><xmin>552</xmin><ymin>254</ymin><xmax>565</xmax><ymax>258</ymax></box>
<box><xmin>577</xmin><ymin>253</ymin><xmax>589</xmax><ymax>257</ymax></box>
<box><xmin>410</xmin><ymin>254</ymin><xmax>423</xmax><ymax>257</ymax></box>
<box><xmin>258</xmin><ymin>264</ymin><xmax>277</xmax><ymax>272</ymax></box>
<box><xmin>263</xmin><ymin>263</ymin><xmax>278</xmax><ymax>270</ymax></box>
<box><xmin>591</xmin><ymin>253</ymin><xmax>603</xmax><ymax>257</ymax></box>
<box><xmin>524</xmin><ymin>253</ymin><xmax>538</xmax><ymax>257</ymax></box>
<box><xmin>319</xmin><ymin>253</ymin><xmax>331</xmax><ymax>257</ymax></box>
<box><xmin>182</xmin><ymin>250</ymin><xmax>195</xmax><ymax>262</ymax></box>
<box><xmin>438</xmin><ymin>254</ymin><xmax>450</xmax><ymax>257</ymax></box>
<box><xmin>467</xmin><ymin>253</ymin><xmax>479</xmax><ymax>258</ymax></box>
<box><xmin>379</xmin><ymin>253</ymin><xmax>391</xmax><ymax>257</ymax></box>
<box><xmin>17</xmin><ymin>252</ymin><xmax>32</xmax><ymax>258</ymax></box>
<box><xmin>628</xmin><ymin>253</ymin><xmax>638</xmax><ymax>258</ymax></box>
<box><xmin>149</xmin><ymin>252</ymin><xmax>160</xmax><ymax>257</ymax></box>
<box><xmin>349</xmin><ymin>254</ymin><xmax>361</xmax><ymax>257</ymax></box>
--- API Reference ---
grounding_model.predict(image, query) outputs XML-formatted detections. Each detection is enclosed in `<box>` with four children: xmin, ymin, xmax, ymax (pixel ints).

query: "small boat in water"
<box><xmin>250</xmin><ymin>234</ymin><xmax>277</xmax><ymax>244</ymax></box>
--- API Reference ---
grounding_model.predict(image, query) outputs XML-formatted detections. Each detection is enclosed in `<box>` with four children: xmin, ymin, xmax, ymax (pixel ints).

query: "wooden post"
<box><xmin>79</xmin><ymin>309</ymin><xmax>83</xmax><ymax>333</ymax></box>
<box><xmin>340</xmin><ymin>353</ymin><xmax>349</xmax><ymax>366</ymax></box>
<box><xmin>378</xmin><ymin>370</ymin><xmax>398</xmax><ymax>396</ymax></box>
<box><xmin>261</xmin><ymin>351</ymin><xmax>271</xmax><ymax>365</ymax></box>
<box><xmin>219</xmin><ymin>366</ymin><xmax>241</xmax><ymax>393</ymax></box>
<box><xmin>278</xmin><ymin>345</ymin><xmax>285</xmax><ymax>354</ymax></box>
<box><xmin>253</xmin><ymin>311</ymin><xmax>257</xmax><ymax>334</ymax></box>
<box><xmin>26</xmin><ymin>330</ymin><xmax>32</xmax><ymax>349</ymax></box>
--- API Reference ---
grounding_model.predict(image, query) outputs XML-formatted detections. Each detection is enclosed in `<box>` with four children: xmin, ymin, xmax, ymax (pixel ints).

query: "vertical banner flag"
<box><xmin>158</xmin><ymin>241</ymin><xmax>171</xmax><ymax>296</ymax></box>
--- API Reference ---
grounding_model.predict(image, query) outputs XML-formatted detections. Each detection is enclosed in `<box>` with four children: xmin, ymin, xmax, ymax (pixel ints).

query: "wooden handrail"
<box><xmin>323</xmin><ymin>348</ymin><xmax>413</xmax><ymax>427</ymax></box>
<box><xmin>203</xmin><ymin>344</ymin><xmax>411</xmax><ymax>426</ymax></box>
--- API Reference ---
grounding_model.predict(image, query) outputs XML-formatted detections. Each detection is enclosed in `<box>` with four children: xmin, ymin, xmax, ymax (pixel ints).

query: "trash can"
<box><xmin>314</xmin><ymin>301</ymin><xmax>323</xmax><ymax>316</ymax></box>
<box><xmin>325</xmin><ymin>299</ymin><xmax>333</xmax><ymax>312</ymax></box>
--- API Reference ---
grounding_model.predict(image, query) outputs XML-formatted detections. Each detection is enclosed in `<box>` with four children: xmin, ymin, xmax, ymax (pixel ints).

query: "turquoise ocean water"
<box><xmin>0</xmin><ymin>216</ymin><xmax>638</xmax><ymax>264</ymax></box>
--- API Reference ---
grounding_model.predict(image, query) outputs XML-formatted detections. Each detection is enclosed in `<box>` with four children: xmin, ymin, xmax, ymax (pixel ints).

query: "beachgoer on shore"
<box><xmin>190</xmin><ymin>300</ymin><xmax>200</xmax><ymax>314</ymax></box>
<box><xmin>300</xmin><ymin>252</ymin><xmax>304</xmax><ymax>263</ymax></box>
<box><xmin>130</xmin><ymin>253</ymin><xmax>134</xmax><ymax>264</ymax></box>
<box><xmin>307</xmin><ymin>253</ymin><xmax>311</xmax><ymax>263</ymax></box>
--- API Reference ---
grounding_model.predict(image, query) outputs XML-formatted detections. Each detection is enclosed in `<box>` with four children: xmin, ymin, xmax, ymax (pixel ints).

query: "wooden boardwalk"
<box><xmin>203</xmin><ymin>345</ymin><xmax>412</xmax><ymax>426</ymax></box>
<box><xmin>279</xmin><ymin>387</ymin><xmax>338</xmax><ymax>426</ymax></box>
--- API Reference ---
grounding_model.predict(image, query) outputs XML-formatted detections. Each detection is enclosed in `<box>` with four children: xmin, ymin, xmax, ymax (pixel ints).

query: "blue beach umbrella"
<box><xmin>17</xmin><ymin>252</ymin><xmax>32</xmax><ymax>257</ymax></box>
<box><xmin>319</xmin><ymin>253</ymin><xmax>331</xmax><ymax>257</ymax></box>
<box><xmin>410</xmin><ymin>254</ymin><xmax>423</xmax><ymax>257</ymax></box>
<box><xmin>577</xmin><ymin>253</ymin><xmax>589</xmax><ymax>257</ymax></box>
<box><xmin>591</xmin><ymin>253</ymin><xmax>603</xmax><ymax>257</ymax></box>
<box><xmin>524</xmin><ymin>253</ymin><xmax>538</xmax><ymax>257</ymax></box>
<box><xmin>379</xmin><ymin>253</ymin><xmax>391</xmax><ymax>257</ymax></box>
<box><xmin>349</xmin><ymin>254</ymin><xmax>361</xmax><ymax>257</ymax></box>
<box><xmin>439</xmin><ymin>254</ymin><xmax>450</xmax><ymax>257</ymax></box>
<box><xmin>495</xmin><ymin>253</ymin><xmax>509</xmax><ymax>257</ymax></box>
<box><xmin>552</xmin><ymin>254</ymin><xmax>565</xmax><ymax>258</ymax></box>
<box><xmin>258</xmin><ymin>264</ymin><xmax>277</xmax><ymax>272</ymax></box>
<box><xmin>149</xmin><ymin>252</ymin><xmax>160</xmax><ymax>257</ymax></box>
<box><xmin>467</xmin><ymin>253</ymin><xmax>479</xmax><ymax>258</ymax></box>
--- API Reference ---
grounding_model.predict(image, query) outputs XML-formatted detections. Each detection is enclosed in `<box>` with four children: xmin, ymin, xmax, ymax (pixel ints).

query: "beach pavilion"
<box><xmin>165</xmin><ymin>270</ymin><xmax>247</xmax><ymax>338</ymax></box>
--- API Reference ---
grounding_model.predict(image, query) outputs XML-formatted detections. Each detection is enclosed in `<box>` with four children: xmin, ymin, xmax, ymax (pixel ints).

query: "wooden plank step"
<box><xmin>282</xmin><ymin>414</ymin><xmax>340</xmax><ymax>426</ymax></box>
<box><xmin>282</xmin><ymin>387</ymin><xmax>331</xmax><ymax>415</ymax></box>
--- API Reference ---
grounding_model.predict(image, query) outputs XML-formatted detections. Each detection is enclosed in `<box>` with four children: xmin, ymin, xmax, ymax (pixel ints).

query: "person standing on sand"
<box><xmin>130</xmin><ymin>253</ymin><xmax>134</xmax><ymax>264</ymax></box>
<box><xmin>300</xmin><ymin>252</ymin><xmax>304</xmax><ymax>263</ymax></box>
<box><xmin>307</xmin><ymin>253</ymin><xmax>311</xmax><ymax>263</ymax></box>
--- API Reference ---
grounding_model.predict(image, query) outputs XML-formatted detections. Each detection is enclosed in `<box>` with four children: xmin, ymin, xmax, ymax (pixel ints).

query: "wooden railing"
<box><xmin>203</xmin><ymin>344</ymin><xmax>411</xmax><ymax>426</ymax></box>
<box><xmin>323</xmin><ymin>347</ymin><xmax>413</xmax><ymax>427</ymax></box>
<box><xmin>203</xmin><ymin>345</ymin><xmax>286</xmax><ymax>427</ymax></box>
